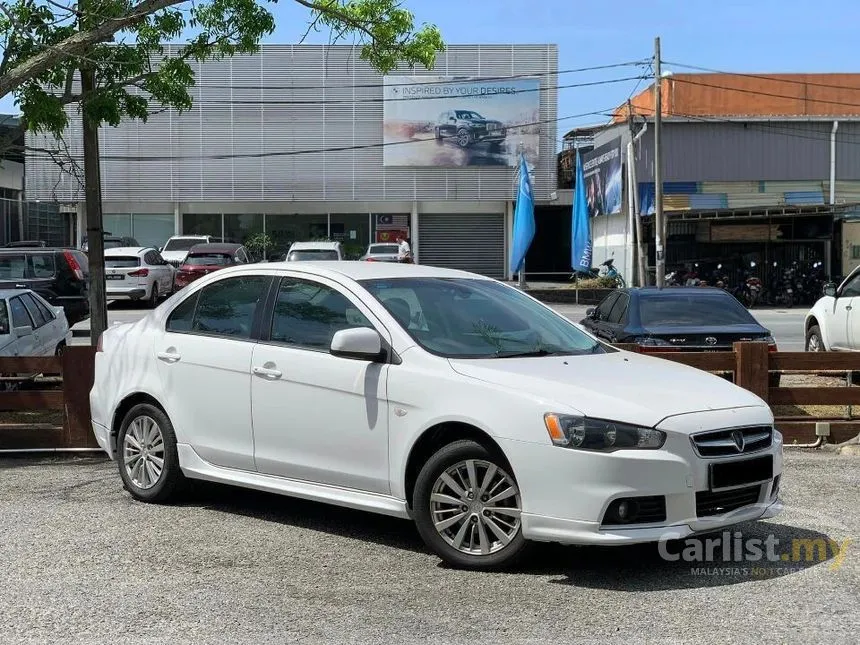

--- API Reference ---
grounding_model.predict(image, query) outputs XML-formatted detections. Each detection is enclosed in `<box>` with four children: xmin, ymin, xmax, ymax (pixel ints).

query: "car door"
<box><xmin>601</xmin><ymin>293</ymin><xmax>629</xmax><ymax>343</ymax></box>
<box><xmin>18</xmin><ymin>293</ymin><xmax>52</xmax><ymax>355</ymax></box>
<box><xmin>828</xmin><ymin>271</ymin><xmax>860</xmax><ymax>350</ymax></box>
<box><xmin>145</xmin><ymin>250</ymin><xmax>170</xmax><ymax>294</ymax></box>
<box><xmin>588</xmin><ymin>292</ymin><xmax>620</xmax><ymax>339</ymax></box>
<box><xmin>153</xmin><ymin>274</ymin><xmax>273</xmax><ymax>470</ymax></box>
<box><xmin>152</xmin><ymin>250</ymin><xmax>175</xmax><ymax>292</ymax></box>
<box><xmin>251</xmin><ymin>274</ymin><xmax>391</xmax><ymax>494</ymax></box>
<box><xmin>7</xmin><ymin>296</ymin><xmax>37</xmax><ymax>356</ymax></box>
<box><xmin>29</xmin><ymin>292</ymin><xmax>65</xmax><ymax>345</ymax></box>
<box><xmin>838</xmin><ymin>272</ymin><xmax>860</xmax><ymax>349</ymax></box>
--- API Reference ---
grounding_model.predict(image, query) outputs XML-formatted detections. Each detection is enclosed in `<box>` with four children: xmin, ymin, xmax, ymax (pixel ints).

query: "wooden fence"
<box><xmin>0</xmin><ymin>343</ymin><xmax>857</xmax><ymax>450</ymax></box>
<box><xmin>616</xmin><ymin>341</ymin><xmax>860</xmax><ymax>444</ymax></box>
<box><xmin>0</xmin><ymin>346</ymin><xmax>97</xmax><ymax>451</ymax></box>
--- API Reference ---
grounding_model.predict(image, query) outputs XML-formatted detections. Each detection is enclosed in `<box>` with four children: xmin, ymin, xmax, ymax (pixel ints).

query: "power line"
<box><xmin>662</xmin><ymin>61</ymin><xmax>860</xmax><ymax>94</ymax></box>
<box><xmin>24</xmin><ymin>107</ymin><xmax>620</xmax><ymax>163</ymax></box>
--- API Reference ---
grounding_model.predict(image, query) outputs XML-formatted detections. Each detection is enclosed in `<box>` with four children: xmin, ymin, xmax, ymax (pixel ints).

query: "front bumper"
<box><xmin>502</xmin><ymin>407</ymin><xmax>783</xmax><ymax>545</ymax></box>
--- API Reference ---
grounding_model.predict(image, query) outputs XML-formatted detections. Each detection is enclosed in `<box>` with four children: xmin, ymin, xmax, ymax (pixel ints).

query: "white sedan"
<box><xmin>105</xmin><ymin>247</ymin><xmax>175</xmax><ymax>307</ymax></box>
<box><xmin>805</xmin><ymin>265</ymin><xmax>860</xmax><ymax>351</ymax></box>
<box><xmin>90</xmin><ymin>263</ymin><xmax>783</xmax><ymax>569</ymax></box>
<box><xmin>0</xmin><ymin>288</ymin><xmax>71</xmax><ymax>356</ymax></box>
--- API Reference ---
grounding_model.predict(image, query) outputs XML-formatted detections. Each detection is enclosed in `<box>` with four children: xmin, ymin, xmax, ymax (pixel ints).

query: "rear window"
<box><xmin>103</xmin><ymin>239</ymin><xmax>126</xmax><ymax>249</ymax></box>
<box><xmin>369</xmin><ymin>245</ymin><xmax>399</xmax><ymax>254</ymax></box>
<box><xmin>639</xmin><ymin>294</ymin><xmax>756</xmax><ymax>327</ymax></box>
<box><xmin>106</xmin><ymin>256</ymin><xmax>141</xmax><ymax>268</ymax></box>
<box><xmin>184</xmin><ymin>253</ymin><xmax>233</xmax><ymax>266</ymax></box>
<box><xmin>164</xmin><ymin>238</ymin><xmax>206</xmax><ymax>252</ymax></box>
<box><xmin>31</xmin><ymin>254</ymin><xmax>56</xmax><ymax>278</ymax></box>
<box><xmin>287</xmin><ymin>250</ymin><xmax>339</xmax><ymax>261</ymax></box>
<box><xmin>0</xmin><ymin>254</ymin><xmax>26</xmax><ymax>279</ymax></box>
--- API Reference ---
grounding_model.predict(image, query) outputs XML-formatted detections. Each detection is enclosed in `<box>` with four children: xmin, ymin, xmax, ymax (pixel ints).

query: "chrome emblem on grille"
<box><xmin>705</xmin><ymin>336</ymin><xmax>718</xmax><ymax>345</ymax></box>
<box><xmin>731</xmin><ymin>430</ymin><xmax>746</xmax><ymax>452</ymax></box>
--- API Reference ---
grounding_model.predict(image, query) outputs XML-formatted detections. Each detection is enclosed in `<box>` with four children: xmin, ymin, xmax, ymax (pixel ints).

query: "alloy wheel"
<box><xmin>429</xmin><ymin>459</ymin><xmax>522</xmax><ymax>556</ymax></box>
<box><xmin>122</xmin><ymin>415</ymin><xmax>165</xmax><ymax>490</ymax></box>
<box><xmin>807</xmin><ymin>334</ymin><xmax>823</xmax><ymax>352</ymax></box>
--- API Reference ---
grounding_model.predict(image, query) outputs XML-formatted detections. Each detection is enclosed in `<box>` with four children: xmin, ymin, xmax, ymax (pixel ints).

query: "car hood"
<box><xmin>161</xmin><ymin>250</ymin><xmax>189</xmax><ymax>262</ymax></box>
<box><xmin>447</xmin><ymin>349</ymin><xmax>766</xmax><ymax>430</ymax></box>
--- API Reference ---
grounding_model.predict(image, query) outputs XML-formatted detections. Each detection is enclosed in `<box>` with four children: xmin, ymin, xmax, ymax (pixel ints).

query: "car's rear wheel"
<box><xmin>147</xmin><ymin>284</ymin><xmax>159</xmax><ymax>308</ymax></box>
<box><xmin>413</xmin><ymin>440</ymin><xmax>528</xmax><ymax>569</ymax></box>
<box><xmin>55</xmin><ymin>341</ymin><xmax>65</xmax><ymax>356</ymax></box>
<box><xmin>806</xmin><ymin>324</ymin><xmax>824</xmax><ymax>352</ymax></box>
<box><xmin>117</xmin><ymin>403</ymin><xmax>184</xmax><ymax>503</ymax></box>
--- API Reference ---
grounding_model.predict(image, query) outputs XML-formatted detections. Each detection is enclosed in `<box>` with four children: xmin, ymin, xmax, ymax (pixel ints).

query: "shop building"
<box><xmin>25</xmin><ymin>44</ymin><xmax>559</xmax><ymax>279</ymax></box>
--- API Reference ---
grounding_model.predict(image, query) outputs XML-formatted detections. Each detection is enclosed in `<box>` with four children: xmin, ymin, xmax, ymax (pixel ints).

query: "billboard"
<box><xmin>581</xmin><ymin>137</ymin><xmax>623</xmax><ymax>217</ymax></box>
<box><xmin>383</xmin><ymin>76</ymin><xmax>540</xmax><ymax>168</ymax></box>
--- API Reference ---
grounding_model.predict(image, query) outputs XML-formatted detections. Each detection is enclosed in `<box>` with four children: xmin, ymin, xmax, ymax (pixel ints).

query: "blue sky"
<box><xmin>3</xmin><ymin>0</ymin><xmax>858</xmax><ymax>142</ymax></box>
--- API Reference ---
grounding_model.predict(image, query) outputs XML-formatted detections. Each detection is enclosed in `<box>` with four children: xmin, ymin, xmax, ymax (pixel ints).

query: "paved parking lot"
<box><xmin>1</xmin><ymin>451</ymin><xmax>857</xmax><ymax>644</ymax></box>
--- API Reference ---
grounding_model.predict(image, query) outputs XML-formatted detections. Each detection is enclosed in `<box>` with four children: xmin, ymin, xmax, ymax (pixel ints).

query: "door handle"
<box><xmin>253</xmin><ymin>365</ymin><xmax>282</xmax><ymax>379</ymax></box>
<box><xmin>157</xmin><ymin>351</ymin><xmax>181</xmax><ymax>363</ymax></box>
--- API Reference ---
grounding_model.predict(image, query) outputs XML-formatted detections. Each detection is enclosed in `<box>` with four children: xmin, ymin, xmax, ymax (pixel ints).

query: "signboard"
<box><xmin>383</xmin><ymin>76</ymin><xmax>540</xmax><ymax>168</ymax></box>
<box><xmin>581</xmin><ymin>137</ymin><xmax>623</xmax><ymax>217</ymax></box>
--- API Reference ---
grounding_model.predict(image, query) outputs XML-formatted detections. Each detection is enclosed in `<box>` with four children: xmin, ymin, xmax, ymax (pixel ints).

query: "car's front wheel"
<box><xmin>117</xmin><ymin>403</ymin><xmax>184</xmax><ymax>503</ymax></box>
<box><xmin>413</xmin><ymin>440</ymin><xmax>528</xmax><ymax>569</ymax></box>
<box><xmin>806</xmin><ymin>324</ymin><xmax>824</xmax><ymax>352</ymax></box>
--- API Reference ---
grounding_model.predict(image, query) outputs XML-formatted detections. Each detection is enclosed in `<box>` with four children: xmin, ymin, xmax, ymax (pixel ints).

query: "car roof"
<box><xmin>0</xmin><ymin>288</ymin><xmax>35</xmax><ymax>298</ymax></box>
<box><xmin>104</xmin><ymin>246</ymin><xmax>151</xmax><ymax>256</ymax></box>
<box><xmin>188</xmin><ymin>243</ymin><xmax>242</xmax><ymax>253</ymax></box>
<box><xmin>623</xmin><ymin>287</ymin><xmax>737</xmax><ymax>298</ymax></box>
<box><xmin>289</xmin><ymin>241</ymin><xmax>341</xmax><ymax>250</ymax></box>
<box><xmin>213</xmin><ymin>261</ymin><xmax>490</xmax><ymax>282</ymax></box>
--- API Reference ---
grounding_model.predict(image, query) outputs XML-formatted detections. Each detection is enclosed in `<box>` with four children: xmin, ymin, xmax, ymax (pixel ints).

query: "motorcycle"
<box><xmin>571</xmin><ymin>258</ymin><xmax>625</xmax><ymax>288</ymax></box>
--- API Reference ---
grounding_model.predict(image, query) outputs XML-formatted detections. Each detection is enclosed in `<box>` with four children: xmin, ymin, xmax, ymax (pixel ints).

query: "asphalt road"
<box><xmin>0</xmin><ymin>451</ymin><xmax>857</xmax><ymax>644</ymax></box>
<box><xmin>72</xmin><ymin>301</ymin><xmax>809</xmax><ymax>351</ymax></box>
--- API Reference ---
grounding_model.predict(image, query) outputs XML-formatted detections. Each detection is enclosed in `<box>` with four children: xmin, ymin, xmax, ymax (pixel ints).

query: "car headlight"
<box><xmin>544</xmin><ymin>414</ymin><xmax>666</xmax><ymax>451</ymax></box>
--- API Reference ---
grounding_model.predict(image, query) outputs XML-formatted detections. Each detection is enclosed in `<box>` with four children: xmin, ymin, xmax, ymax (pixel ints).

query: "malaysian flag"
<box><xmin>376</xmin><ymin>214</ymin><xmax>409</xmax><ymax>230</ymax></box>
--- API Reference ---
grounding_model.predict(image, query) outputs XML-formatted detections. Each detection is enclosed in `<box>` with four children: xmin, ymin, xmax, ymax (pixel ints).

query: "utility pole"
<box><xmin>80</xmin><ymin>65</ymin><xmax>108</xmax><ymax>344</ymax></box>
<box><xmin>654</xmin><ymin>36</ymin><xmax>665</xmax><ymax>288</ymax></box>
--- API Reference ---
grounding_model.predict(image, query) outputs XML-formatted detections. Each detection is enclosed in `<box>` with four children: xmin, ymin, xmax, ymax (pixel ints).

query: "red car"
<box><xmin>173</xmin><ymin>243</ymin><xmax>251</xmax><ymax>289</ymax></box>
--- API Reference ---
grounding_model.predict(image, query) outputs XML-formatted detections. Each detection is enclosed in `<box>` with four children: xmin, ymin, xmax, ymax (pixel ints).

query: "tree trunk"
<box><xmin>80</xmin><ymin>66</ymin><xmax>107</xmax><ymax>345</ymax></box>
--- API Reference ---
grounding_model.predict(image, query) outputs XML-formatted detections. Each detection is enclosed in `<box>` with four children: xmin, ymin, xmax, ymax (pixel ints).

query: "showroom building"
<box><xmin>25</xmin><ymin>44</ymin><xmax>559</xmax><ymax>279</ymax></box>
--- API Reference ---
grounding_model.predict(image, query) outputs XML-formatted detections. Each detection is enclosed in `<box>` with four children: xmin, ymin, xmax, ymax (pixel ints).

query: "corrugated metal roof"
<box><xmin>701</xmin><ymin>181</ymin><xmax>759</xmax><ymax>194</ymax></box>
<box><xmin>664</xmin><ymin>194</ymin><xmax>691</xmax><ymax>210</ymax></box>
<box><xmin>762</xmin><ymin>181</ymin><xmax>824</xmax><ymax>194</ymax></box>
<box><xmin>784</xmin><ymin>190</ymin><xmax>825</xmax><ymax>205</ymax></box>
<box><xmin>727</xmin><ymin>193</ymin><xmax>785</xmax><ymax>208</ymax></box>
<box><xmin>689</xmin><ymin>193</ymin><xmax>728</xmax><ymax>209</ymax></box>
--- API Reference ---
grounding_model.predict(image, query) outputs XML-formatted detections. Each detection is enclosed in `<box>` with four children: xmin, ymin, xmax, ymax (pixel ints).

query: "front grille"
<box><xmin>690</xmin><ymin>425</ymin><xmax>773</xmax><ymax>457</ymax></box>
<box><xmin>696</xmin><ymin>485</ymin><xmax>762</xmax><ymax>517</ymax></box>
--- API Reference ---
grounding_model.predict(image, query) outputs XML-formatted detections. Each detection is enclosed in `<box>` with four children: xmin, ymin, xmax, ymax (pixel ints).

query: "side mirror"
<box><xmin>585</xmin><ymin>307</ymin><xmax>596</xmax><ymax>318</ymax></box>
<box><xmin>14</xmin><ymin>325</ymin><xmax>33</xmax><ymax>337</ymax></box>
<box><xmin>823</xmin><ymin>282</ymin><xmax>838</xmax><ymax>298</ymax></box>
<box><xmin>330</xmin><ymin>327</ymin><xmax>384</xmax><ymax>361</ymax></box>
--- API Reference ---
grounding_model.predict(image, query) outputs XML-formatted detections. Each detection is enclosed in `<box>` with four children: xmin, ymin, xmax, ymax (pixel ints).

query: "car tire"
<box><xmin>147</xmin><ymin>284</ymin><xmax>159</xmax><ymax>308</ymax></box>
<box><xmin>413</xmin><ymin>439</ymin><xmax>528</xmax><ymax>570</ymax></box>
<box><xmin>55</xmin><ymin>341</ymin><xmax>66</xmax><ymax>356</ymax></box>
<box><xmin>117</xmin><ymin>403</ymin><xmax>185</xmax><ymax>503</ymax></box>
<box><xmin>456</xmin><ymin>128</ymin><xmax>472</xmax><ymax>147</ymax></box>
<box><xmin>806</xmin><ymin>324</ymin><xmax>824</xmax><ymax>352</ymax></box>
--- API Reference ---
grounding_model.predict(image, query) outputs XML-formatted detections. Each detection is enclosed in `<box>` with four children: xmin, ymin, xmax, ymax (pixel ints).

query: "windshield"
<box><xmin>288</xmin><ymin>250</ymin><xmax>339</xmax><ymax>261</ymax></box>
<box><xmin>164</xmin><ymin>238</ymin><xmax>206</xmax><ymax>252</ymax></box>
<box><xmin>369</xmin><ymin>245</ymin><xmax>399</xmax><ymax>254</ymax></box>
<box><xmin>105</xmin><ymin>256</ymin><xmax>140</xmax><ymax>268</ymax></box>
<box><xmin>184</xmin><ymin>253</ymin><xmax>233</xmax><ymax>266</ymax></box>
<box><xmin>639</xmin><ymin>294</ymin><xmax>757</xmax><ymax>327</ymax></box>
<box><xmin>103</xmin><ymin>239</ymin><xmax>126</xmax><ymax>249</ymax></box>
<box><xmin>360</xmin><ymin>277</ymin><xmax>603</xmax><ymax>358</ymax></box>
<box><xmin>455</xmin><ymin>110</ymin><xmax>483</xmax><ymax>120</ymax></box>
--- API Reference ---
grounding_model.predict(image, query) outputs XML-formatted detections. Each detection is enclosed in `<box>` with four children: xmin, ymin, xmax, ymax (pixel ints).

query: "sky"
<box><xmin>3</xmin><ymin>0</ymin><xmax>859</xmax><ymax>144</ymax></box>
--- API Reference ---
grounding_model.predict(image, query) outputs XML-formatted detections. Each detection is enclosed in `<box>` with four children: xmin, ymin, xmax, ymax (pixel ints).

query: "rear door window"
<box><xmin>31</xmin><ymin>254</ymin><xmax>56</xmax><ymax>278</ymax></box>
<box><xmin>20</xmin><ymin>293</ymin><xmax>48</xmax><ymax>328</ymax></box>
<box><xmin>30</xmin><ymin>294</ymin><xmax>56</xmax><ymax>322</ymax></box>
<box><xmin>181</xmin><ymin>276</ymin><xmax>271</xmax><ymax>339</ymax></box>
<box><xmin>0</xmin><ymin>254</ymin><xmax>27</xmax><ymax>279</ymax></box>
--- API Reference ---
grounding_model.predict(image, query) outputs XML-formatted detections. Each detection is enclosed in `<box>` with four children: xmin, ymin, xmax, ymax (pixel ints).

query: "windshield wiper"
<box><xmin>493</xmin><ymin>348</ymin><xmax>565</xmax><ymax>358</ymax></box>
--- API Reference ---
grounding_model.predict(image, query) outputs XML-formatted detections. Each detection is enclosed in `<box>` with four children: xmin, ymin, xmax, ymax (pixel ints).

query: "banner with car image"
<box><xmin>581</xmin><ymin>137</ymin><xmax>623</xmax><ymax>217</ymax></box>
<box><xmin>383</xmin><ymin>76</ymin><xmax>540</xmax><ymax>168</ymax></box>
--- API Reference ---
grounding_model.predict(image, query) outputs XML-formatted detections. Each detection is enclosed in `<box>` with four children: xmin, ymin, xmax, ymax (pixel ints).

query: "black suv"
<box><xmin>434</xmin><ymin>109</ymin><xmax>507</xmax><ymax>148</ymax></box>
<box><xmin>0</xmin><ymin>248</ymin><xmax>90</xmax><ymax>325</ymax></box>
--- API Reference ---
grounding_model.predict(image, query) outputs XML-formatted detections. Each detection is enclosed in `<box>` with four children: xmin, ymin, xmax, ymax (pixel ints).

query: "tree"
<box><xmin>0</xmin><ymin>0</ymin><xmax>443</xmax><ymax>343</ymax></box>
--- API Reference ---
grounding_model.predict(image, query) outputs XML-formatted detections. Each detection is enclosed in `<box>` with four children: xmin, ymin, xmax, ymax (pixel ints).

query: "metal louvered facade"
<box><xmin>418</xmin><ymin>213</ymin><xmax>506</xmax><ymax>279</ymax></box>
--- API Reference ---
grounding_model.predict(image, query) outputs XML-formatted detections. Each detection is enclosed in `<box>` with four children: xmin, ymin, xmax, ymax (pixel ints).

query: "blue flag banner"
<box><xmin>571</xmin><ymin>149</ymin><xmax>593</xmax><ymax>273</ymax></box>
<box><xmin>509</xmin><ymin>153</ymin><xmax>535</xmax><ymax>275</ymax></box>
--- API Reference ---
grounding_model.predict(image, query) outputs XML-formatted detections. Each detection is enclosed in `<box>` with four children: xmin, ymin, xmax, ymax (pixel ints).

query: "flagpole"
<box><xmin>518</xmin><ymin>260</ymin><xmax>526</xmax><ymax>289</ymax></box>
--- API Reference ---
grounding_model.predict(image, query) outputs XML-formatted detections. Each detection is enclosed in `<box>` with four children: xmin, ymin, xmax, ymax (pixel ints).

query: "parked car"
<box><xmin>359</xmin><ymin>243</ymin><xmax>400</xmax><ymax>262</ymax></box>
<box><xmin>81</xmin><ymin>234</ymin><xmax>139</xmax><ymax>253</ymax></box>
<box><xmin>286</xmin><ymin>241</ymin><xmax>344</xmax><ymax>261</ymax></box>
<box><xmin>0</xmin><ymin>288</ymin><xmax>71</xmax><ymax>357</ymax></box>
<box><xmin>160</xmin><ymin>235</ymin><xmax>215</xmax><ymax>267</ymax></box>
<box><xmin>105</xmin><ymin>247</ymin><xmax>175</xmax><ymax>307</ymax></box>
<box><xmin>0</xmin><ymin>248</ymin><xmax>89</xmax><ymax>326</ymax></box>
<box><xmin>91</xmin><ymin>263</ymin><xmax>782</xmax><ymax>570</ymax></box>
<box><xmin>174</xmin><ymin>243</ymin><xmax>251</xmax><ymax>290</ymax></box>
<box><xmin>434</xmin><ymin>109</ymin><xmax>506</xmax><ymax>149</ymax></box>
<box><xmin>581</xmin><ymin>287</ymin><xmax>780</xmax><ymax>386</ymax></box>
<box><xmin>804</xmin><ymin>265</ymin><xmax>860</xmax><ymax>351</ymax></box>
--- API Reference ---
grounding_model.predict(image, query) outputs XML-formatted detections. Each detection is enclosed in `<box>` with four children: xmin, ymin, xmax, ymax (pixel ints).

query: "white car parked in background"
<box><xmin>286</xmin><ymin>241</ymin><xmax>344</xmax><ymax>261</ymax></box>
<box><xmin>805</xmin><ymin>265</ymin><xmax>860</xmax><ymax>351</ymax></box>
<box><xmin>90</xmin><ymin>263</ymin><xmax>783</xmax><ymax>569</ymax></box>
<box><xmin>0</xmin><ymin>288</ymin><xmax>71</xmax><ymax>357</ymax></box>
<box><xmin>160</xmin><ymin>235</ymin><xmax>214</xmax><ymax>267</ymax></box>
<box><xmin>105</xmin><ymin>247</ymin><xmax>175</xmax><ymax>307</ymax></box>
